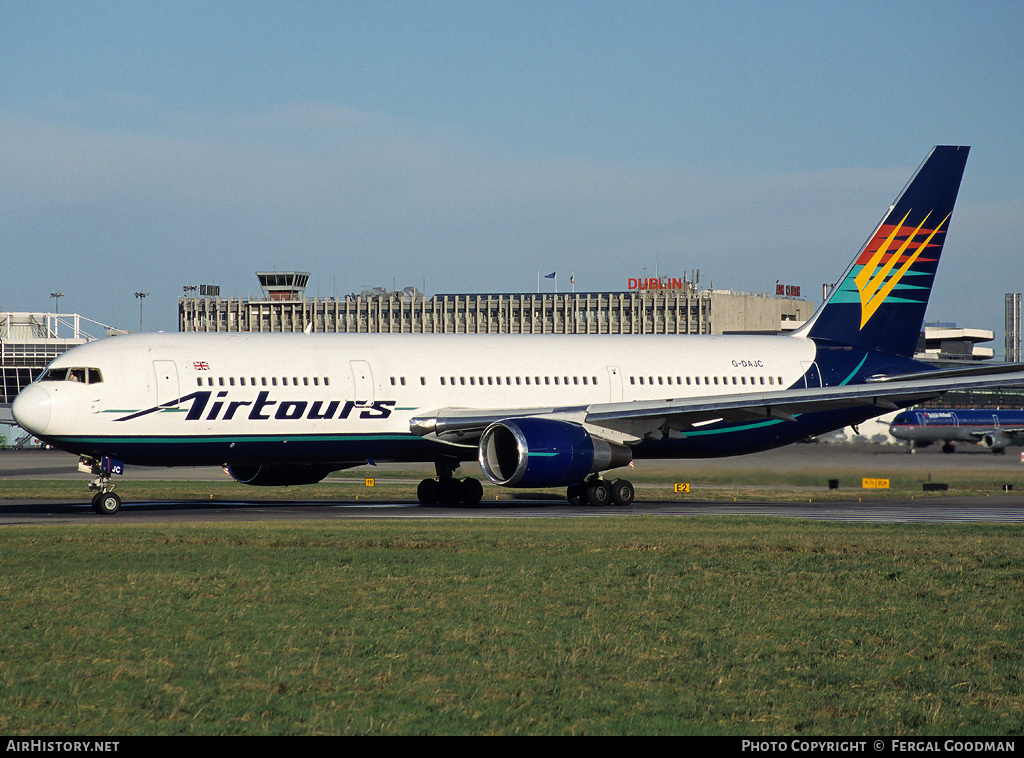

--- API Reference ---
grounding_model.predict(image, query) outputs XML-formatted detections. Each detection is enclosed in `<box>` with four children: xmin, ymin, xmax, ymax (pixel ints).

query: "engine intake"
<box><xmin>478</xmin><ymin>418</ymin><xmax>632</xmax><ymax>488</ymax></box>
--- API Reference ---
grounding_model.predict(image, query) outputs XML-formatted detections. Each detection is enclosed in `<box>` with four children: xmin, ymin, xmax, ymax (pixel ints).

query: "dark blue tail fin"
<box><xmin>800</xmin><ymin>146</ymin><xmax>970</xmax><ymax>357</ymax></box>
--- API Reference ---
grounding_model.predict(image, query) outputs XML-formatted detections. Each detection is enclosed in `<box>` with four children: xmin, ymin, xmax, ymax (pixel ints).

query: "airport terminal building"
<box><xmin>0</xmin><ymin>312</ymin><xmax>97</xmax><ymax>405</ymax></box>
<box><xmin>178</xmin><ymin>271</ymin><xmax>814</xmax><ymax>336</ymax></box>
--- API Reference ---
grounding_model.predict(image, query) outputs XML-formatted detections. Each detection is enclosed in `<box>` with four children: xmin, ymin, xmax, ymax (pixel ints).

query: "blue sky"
<box><xmin>2</xmin><ymin>0</ymin><xmax>1023</xmax><ymax>347</ymax></box>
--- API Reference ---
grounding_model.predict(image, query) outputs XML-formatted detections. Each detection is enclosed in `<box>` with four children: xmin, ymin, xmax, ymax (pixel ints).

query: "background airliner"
<box><xmin>14</xmin><ymin>145</ymin><xmax>1024</xmax><ymax>514</ymax></box>
<box><xmin>890</xmin><ymin>408</ymin><xmax>1024</xmax><ymax>453</ymax></box>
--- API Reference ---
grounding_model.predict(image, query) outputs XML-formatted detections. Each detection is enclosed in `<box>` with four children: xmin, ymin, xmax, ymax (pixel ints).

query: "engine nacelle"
<box><xmin>225</xmin><ymin>463</ymin><xmax>334</xmax><ymax>487</ymax></box>
<box><xmin>478</xmin><ymin>417</ymin><xmax>632</xmax><ymax>488</ymax></box>
<box><xmin>980</xmin><ymin>433</ymin><xmax>1009</xmax><ymax>451</ymax></box>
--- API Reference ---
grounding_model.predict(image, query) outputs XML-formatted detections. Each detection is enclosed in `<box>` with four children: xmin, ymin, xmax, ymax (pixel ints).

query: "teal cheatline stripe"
<box><xmin>840</xmin><ymin>354</ymin><xmax>869</xmax><ymax>386</ymax></box>
<box><xmin>684</xmin><ymin>419</ymin><xmax>787</xmax><ymax>437</ymax></box>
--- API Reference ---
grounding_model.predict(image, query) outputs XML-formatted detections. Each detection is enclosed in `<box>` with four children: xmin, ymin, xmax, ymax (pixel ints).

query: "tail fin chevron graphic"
<box><xmin>802</xmin><ymin>146</ymin><xmax>970</xmax><ymax>358</ymax></box>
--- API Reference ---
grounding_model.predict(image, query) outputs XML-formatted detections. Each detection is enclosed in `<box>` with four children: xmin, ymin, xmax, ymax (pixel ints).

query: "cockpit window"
<box><xmin>40</xmin><ymin>367</ymin><xmax>103</xmax><ymax>384</ymax></box>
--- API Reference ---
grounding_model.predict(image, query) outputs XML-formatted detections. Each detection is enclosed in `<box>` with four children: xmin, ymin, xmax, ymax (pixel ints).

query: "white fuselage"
<box><xmin>15</xmin><ymin>331</ymin><xmax>817</xmax><ymax>465</ymax></box>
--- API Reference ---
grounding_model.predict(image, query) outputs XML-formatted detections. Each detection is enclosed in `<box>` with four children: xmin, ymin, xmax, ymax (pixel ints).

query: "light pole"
<box><xmin>135</xmin><ymin>291</ymin><xmax>149</xmax><ymax>332</ymax></box>
<box><xmin>50</xmin><ymin>292</ymin><xmax>63</xmax><ymax>313</ymax></box>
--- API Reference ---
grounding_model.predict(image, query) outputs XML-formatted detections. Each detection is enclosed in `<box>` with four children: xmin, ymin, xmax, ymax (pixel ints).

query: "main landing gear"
<box><xmin>567</xmin><ymin>476</ymin><xmax>635</xmax><ymax>507</ymax></box>
<box><xmin>81</xmin><ymin>456</ymin><xmax>123</xmax><ymax>515</ymax></box>
<box><xmin>417</xmin><ymin>460</ymin><xmax>484</xmax><ymax>506</ymax></box>
<box><xmin>416</xmin><ymin>463</ymin><xmax>636</xmax><ymax>508</ymax></box>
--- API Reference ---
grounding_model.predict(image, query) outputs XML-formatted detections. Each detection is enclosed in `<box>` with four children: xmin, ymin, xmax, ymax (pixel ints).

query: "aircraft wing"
<box><xmin>410</xmin><ymin>363</ymin><xmax>1024</xmax><ymax>444</ymax></box>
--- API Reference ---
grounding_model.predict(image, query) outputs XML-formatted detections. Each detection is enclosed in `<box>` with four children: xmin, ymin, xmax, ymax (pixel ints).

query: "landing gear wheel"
<box><xmin>92</xmin><ymin>491</ymin><xmax>122</xmax><ymax>515</ymax></box>
<box><xmin>417</xmin><ymin>478</ymin><xmax>440</xmax><ymax>505</ymax></box>
<box><xmin>460</xmin><ymin>477</ymin><xmax>483</xmax><ymax>505</ymax></box>
<box><xmin>566</xmin><ymin>483</ymin><xmax>585</xmax><ymax>507</ymax></box>
<box><xmin>585</xmin><ymin>480</ymin><xmax>611</xmax><ymax>507</ymax></box>
<box><xmin>609</xmin><ymin>479</ymin><xmax>635</xmax><ymax>507</ymax></box>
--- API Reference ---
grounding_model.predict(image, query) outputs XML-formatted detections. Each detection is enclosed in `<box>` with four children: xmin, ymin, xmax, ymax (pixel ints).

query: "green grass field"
<box><xmin>2</xmin><ymin>517</ymin><xmax>1023</xmax><ymax>735</ymax></box>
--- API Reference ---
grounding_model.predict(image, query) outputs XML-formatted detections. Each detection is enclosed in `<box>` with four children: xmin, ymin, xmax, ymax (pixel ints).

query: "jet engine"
<box><xmin>225</xmin><ymin>463</ymin><xmax>335</xmax><ymax>486</ymax></box>
<box><xmin>478</xmin><ymin>417</ymin><xmax>632</xmax><ymax>488</ymax></box>
<box><xmin>980</xmin><ymin>433</ymin><xmax>1009</xmax><ymax>452</ymax></box>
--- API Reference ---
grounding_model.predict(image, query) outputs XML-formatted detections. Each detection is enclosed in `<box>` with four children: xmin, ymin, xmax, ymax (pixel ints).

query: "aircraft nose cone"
<box><xmin>12</xmin><ymin>384</ymin><xmax>51</xmax><ymax>435</ymax></box>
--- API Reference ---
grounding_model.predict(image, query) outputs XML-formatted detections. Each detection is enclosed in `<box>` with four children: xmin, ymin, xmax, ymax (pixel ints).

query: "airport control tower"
<box><xmin>256</xmin><ymin>271</ymin><xmax>310</xmax><ymax>301</ymax></box>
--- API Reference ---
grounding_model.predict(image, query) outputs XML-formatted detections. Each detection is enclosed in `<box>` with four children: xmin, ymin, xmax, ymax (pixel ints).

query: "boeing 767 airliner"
<box><xmin>14</xmin><ymin>146</ymin><xmax>1024</xmax><ymax>513</ymax></box>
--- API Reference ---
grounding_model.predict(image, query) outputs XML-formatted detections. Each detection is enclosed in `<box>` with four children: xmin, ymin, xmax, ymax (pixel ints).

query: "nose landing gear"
<box><xmin>81</xmin><ymin>456</ymin><xmax>123</xmax><ymax>515</ymax></box>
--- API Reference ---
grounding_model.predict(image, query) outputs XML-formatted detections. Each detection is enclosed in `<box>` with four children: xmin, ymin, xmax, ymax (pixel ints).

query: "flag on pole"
<box><xmin>545</xmin><ymin>272</ymin><xmax>556</xmax><ymax>279</ymax></box>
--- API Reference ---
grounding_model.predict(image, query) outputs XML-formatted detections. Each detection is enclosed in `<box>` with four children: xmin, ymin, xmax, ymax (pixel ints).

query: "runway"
<box><xmin>4</xmin><ymin>496</ymin><xmax>1024</xmax><ymax>525</ymax></box>
<box><xmin>4</xmin><ymin>446</ymin><xmax>1024</xmax><ymax>525</ymax></box>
